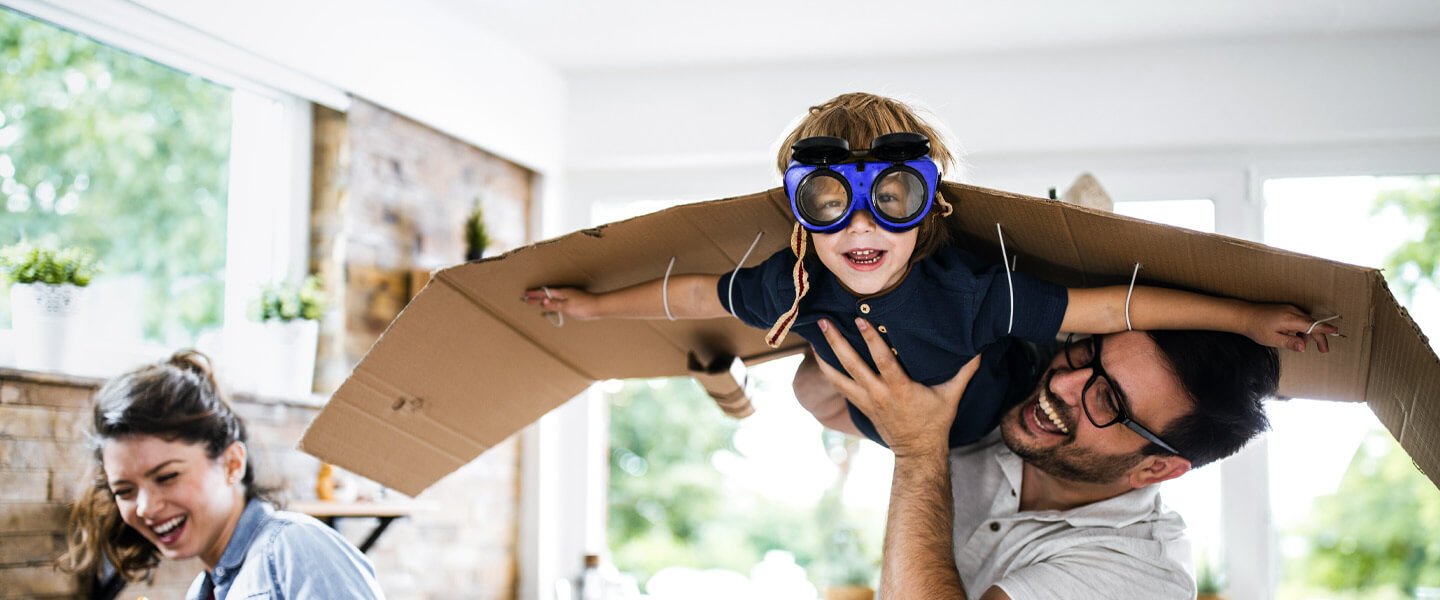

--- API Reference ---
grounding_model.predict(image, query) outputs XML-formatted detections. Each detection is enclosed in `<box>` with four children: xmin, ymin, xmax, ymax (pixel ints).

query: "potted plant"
<box><xmin>465</xmin><ymin>197</ymin><xmax>490</xmax><ymax>261</ymax></box>
<box><xmin>1196</xmin><ymin>553</ymin><xmax>1226</xmax><ymax>600</ymax></box>
<box><xmin>822</xmin><ymin>525</ymin><xmax>876</xmax><ymax>600</ymax></box>
<box><xmin>244</xmin><ymin>275</ymin><xmax>326</xmax><ymax>396</ymax></box>
<box><xmin>1</xmin><ymin>242</ymin><xmax>99</xmax><ymax>372</ymax></box>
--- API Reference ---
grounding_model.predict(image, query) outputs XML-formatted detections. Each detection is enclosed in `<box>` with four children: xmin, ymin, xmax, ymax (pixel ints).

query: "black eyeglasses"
<box><xmin>1064</xmin><ymin>334</ymin><xmax>1186</xmax><ymax>458</ymax></box>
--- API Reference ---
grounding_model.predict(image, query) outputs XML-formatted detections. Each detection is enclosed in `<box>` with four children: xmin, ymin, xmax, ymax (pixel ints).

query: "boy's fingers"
<box><xmin>817</xmin><ymin>319</ymin><xmax>881</xmax><ymax>389</ymax></box>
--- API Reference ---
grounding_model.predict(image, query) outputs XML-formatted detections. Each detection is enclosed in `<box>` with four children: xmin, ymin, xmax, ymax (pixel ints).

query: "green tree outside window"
<box><xmin>0</xmin><ymin>8</ymin><xmax>231</xmax><ymax>342</ymax></box>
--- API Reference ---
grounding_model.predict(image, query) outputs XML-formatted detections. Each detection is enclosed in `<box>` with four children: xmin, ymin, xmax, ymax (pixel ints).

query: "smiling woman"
<box><xmin>56</xmin><ymin>351</ymin><xmax>384</xmax><ymax>600</ymax></box>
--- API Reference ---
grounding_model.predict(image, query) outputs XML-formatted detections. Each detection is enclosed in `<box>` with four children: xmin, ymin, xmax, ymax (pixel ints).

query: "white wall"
<box><xmin>563</xmin><ymin>34</ymin><xmax>1440</xmax><ymax>232</ymax></box>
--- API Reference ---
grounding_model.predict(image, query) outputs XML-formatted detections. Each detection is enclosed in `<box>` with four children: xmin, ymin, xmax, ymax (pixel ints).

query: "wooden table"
<box><xmin>289</xmin><ymin>499</ymin><xmax>429</xmax><ymax>553</ymax></box>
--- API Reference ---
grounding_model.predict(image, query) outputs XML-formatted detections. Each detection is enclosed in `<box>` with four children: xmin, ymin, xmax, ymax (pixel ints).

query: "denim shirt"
<box><xmin>720</xmin><ymin>244</ymin><xmax>1068</xmax><ymax>447</ymax></box>
<box><xmin>187</xmin><ymin>499</ymin><xmax>385</xmax><ymax>600</ymax></box>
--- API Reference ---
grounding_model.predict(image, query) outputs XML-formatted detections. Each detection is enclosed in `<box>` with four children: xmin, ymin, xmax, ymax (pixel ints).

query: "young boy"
<box><xmin>524</xmin><ymin>93</ymin><xmax>1334</xmax><ymax>448</ymax></box>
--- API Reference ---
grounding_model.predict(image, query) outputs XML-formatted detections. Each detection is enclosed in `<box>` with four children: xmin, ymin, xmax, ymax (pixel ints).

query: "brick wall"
<box><xmin>307</xmin><ymin>98</ymin><xmax>532</xmax><ymax>599</ymax></box>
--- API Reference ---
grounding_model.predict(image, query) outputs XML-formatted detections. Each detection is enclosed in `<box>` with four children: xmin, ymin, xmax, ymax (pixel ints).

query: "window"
<box><xmin>606</xmin><ymin>356</ymin><xmax>890</xmax><ymax>594</ymax></box>
<box><xmin>1113</xmin><ymin>198</ymin><xmax>1215</xmax><ymax>234</ymax></box>
<box><xmin>1263</xmin><ymin>175</ymin><xmax>1440</xmax><ymax>600</ymax></box>
<box><xmin>0</xmin><ymin>7</ymin><xmax>307</xmax><ymax>376</ymax></box>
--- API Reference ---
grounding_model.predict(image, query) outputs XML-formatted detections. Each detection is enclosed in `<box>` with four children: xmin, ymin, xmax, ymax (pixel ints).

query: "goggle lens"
<box><xmin>871</xmin><ymin>169</ymin><xmax>928</xmax><ymax>222</ymax></box>
<box><xmin>797</xmin><ymin>172</ymin><xmax>850</xmax><ymax>225</ymax></box>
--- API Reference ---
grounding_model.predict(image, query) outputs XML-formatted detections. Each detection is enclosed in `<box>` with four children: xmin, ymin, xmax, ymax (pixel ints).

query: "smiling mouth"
<box><xmin>1032</xmin><ymin>392</ymin><xmax>1070</xmax><ymax>435</ymax></box>
<box><xmin>151</xmin><ymin>514</ymin><xmax>187</xmax><ymax>543</ymax></box>
<box><xmin>844</xmin><ymin>249</ymin><xmax>886</xmax><ymax>266</ymax></box>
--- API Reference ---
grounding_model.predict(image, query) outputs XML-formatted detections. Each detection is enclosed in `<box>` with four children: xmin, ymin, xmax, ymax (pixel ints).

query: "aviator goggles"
<box><xmin>784</xmin><ymin>132</ymin><xmax>941</xmax><ymax>234</ymax></box>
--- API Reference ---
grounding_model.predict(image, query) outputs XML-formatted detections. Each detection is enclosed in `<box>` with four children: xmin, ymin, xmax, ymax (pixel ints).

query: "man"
<box><xmin>798</xmin><ymin>317</ymin><xmax>1280</xmax><ymax>599</ymax></box>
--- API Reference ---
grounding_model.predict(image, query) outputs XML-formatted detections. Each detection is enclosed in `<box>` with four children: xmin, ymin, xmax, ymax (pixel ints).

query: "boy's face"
<box><xmin>811</xmin><ymin>208</ymin><xmax>918</xmax><ymax>295</ymax></box>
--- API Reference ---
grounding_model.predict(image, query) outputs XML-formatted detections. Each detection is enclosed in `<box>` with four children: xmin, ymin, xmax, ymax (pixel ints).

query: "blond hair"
<box><xmin>776</xmin><ymin>92</ymin><xmax>959</xmax><ymax>262</ymax></box>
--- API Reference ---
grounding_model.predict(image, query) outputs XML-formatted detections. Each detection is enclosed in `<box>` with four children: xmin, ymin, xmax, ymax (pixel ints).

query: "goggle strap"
<box><xmin>765</xmin><ymin>223</ymin><xmax>809</xmax><ymax>348</ymax></box>
<box><xmin>935</xmin><ymin>193</ymin><xmax>954</xmax><ymax>217</ymax></box>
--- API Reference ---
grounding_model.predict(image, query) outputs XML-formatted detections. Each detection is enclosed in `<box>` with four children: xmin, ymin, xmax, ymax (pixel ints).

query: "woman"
<box><xmin>59</xmin><ymin>350</ymin><xmax>384</xmax><ymax>599</ymax></box>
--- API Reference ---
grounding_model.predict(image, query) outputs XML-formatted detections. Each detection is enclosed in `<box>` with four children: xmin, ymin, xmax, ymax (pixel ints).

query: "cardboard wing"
<box><xmin>298</xmin><ymin>182</ymin><xmax>1440</xmax><ymax>496</ymax></box>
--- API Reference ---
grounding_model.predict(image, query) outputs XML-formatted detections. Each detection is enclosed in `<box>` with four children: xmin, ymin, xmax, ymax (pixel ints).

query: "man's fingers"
<box><xmin>854</xmin><ymin>318</ymin><xmax>908</xmax><ymax>383</ymax></box>
<box><xmin>812</xmin><ymin>350</ymin><xmax>867</xmax><ymax>406</ymax></box>
<box><xmin>934</xmin><ymin>355</ymin><xmax>982</xmax><ymax>405</ymax></box>
<box><xmin>817</xmin><ymin>319</ymin><xmax>881</xmax><ymax>388</ymax></box>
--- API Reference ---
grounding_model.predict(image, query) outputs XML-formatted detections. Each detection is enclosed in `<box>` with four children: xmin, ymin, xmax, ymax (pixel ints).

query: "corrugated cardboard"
<box><xmin>298</xmin><ymin>182</ymin><xmax>1440</xmax><ymax>496</ymax></box>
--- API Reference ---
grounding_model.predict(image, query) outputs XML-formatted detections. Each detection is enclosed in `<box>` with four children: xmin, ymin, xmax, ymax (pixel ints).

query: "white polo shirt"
<box><xmin>950</xmin><ymin>432</ymin><xmax>1195</xmax><ymax>600</ymax></box>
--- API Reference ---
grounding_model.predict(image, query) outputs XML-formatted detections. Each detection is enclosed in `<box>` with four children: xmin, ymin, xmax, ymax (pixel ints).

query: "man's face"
<box><xmin>1000</xmin><ymin>332</ymin><xmax>1192</xmax><ymax>486</ymax></box>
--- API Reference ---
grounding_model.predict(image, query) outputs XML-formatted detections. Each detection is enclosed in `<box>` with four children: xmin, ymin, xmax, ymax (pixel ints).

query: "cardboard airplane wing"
<box><xmin>298</xmin><ymin>182</ymin><xmax>1440</xmax><ymax>496</ymax></box>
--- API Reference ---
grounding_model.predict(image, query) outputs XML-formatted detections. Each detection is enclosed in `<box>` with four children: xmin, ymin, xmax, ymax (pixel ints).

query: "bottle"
<box><xmin>579</xmin><ymin>554</ymin><xmax>605</xmax><ymax>600</ymax></box>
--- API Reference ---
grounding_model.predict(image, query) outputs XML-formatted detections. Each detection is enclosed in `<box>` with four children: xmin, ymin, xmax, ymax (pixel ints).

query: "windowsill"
<box><xmin>0</xmin><ymin>365</ymin><xmax>329</xmax><ymax>409</ymax></box>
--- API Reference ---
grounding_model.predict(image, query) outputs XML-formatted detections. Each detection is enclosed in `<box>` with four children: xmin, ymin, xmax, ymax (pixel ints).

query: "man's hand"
<box><xmin>813</xmin><ymin>317</ymin><xmax>981</xmax><ymax>457</ymax></box>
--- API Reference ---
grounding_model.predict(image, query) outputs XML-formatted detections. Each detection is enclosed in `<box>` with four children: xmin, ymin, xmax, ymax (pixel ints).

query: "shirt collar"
<box><xmin>993</xmin><ymin>439</ymin><xmax>1164</xmax><ymax>528</ymax></box>
<box><xmin>213</xmin><ymin>498</ymin><xmax>270</xmax><ymax>575</ymax></box>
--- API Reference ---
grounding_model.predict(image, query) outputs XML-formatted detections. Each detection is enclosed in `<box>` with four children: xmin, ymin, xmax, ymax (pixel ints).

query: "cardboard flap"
<box><xmin>299</xmin><ymin>182</ymin><xmax>1440</xmax><ymax>495</ymax></box>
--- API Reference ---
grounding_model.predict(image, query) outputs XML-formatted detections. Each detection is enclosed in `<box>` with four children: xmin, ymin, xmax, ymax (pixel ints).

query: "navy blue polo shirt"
<box><xmin>718</xmin><ymin>245</ymin><xmax>1069</xmax><ymax>448</ymax></box>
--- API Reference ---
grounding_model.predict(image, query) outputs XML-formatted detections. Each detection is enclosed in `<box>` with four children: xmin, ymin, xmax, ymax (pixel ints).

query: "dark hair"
<box><xmin>777</xmin><ymin>92</ymin><xmax>958</xmax><ymax>263</ymax></box>
<box><xmin>57</xmin><ymin>350</ymin><xmax>268</xmax><ymax>582</ymax></box>
<box><xmin>1143</xmin><ymin>330</ymin><xmax>1279</xmax><ymax>469</ymax></box>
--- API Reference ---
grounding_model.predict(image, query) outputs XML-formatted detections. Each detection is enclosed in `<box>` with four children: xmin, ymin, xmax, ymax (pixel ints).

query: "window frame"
<box><xmin>1</xmin><ymin>0</ymin><xmax>341</xmax><ymax>375</ymax></box>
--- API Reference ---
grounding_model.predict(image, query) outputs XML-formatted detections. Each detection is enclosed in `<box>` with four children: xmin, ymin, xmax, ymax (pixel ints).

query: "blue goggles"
<box><xmin>784</xmin><ymin>132</ymin><xmax>940</xmax><ymax>234</ymax></box>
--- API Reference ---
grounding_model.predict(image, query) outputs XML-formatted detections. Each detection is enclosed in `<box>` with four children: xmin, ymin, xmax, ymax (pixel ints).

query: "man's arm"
<box><xmin>810</xmin><ymin>317</ymin><xmax>983</xmax><ymax>599</ymax></box>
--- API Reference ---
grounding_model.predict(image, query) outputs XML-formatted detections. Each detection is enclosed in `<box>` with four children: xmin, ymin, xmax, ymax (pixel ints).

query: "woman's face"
<box><xmin>102</xmin><ymin>435</ymin><xmax>246</xmax><ymax>569</ymax></box>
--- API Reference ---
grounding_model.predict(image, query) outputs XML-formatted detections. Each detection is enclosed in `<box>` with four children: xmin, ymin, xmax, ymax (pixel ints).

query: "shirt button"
<box><xmin>989</xmin><ymin>522</ymin><xmax>1001</xmax><ymax>532</ymax></box>
<box><xmin>877</xmin><ymin>325</ymin><xmax>888</xmax><ymax>333</ymax></box>
<box><xmin>860</xmin><ymin>303</ymin><xmax>871</xmax><ymax>314</ymax></box>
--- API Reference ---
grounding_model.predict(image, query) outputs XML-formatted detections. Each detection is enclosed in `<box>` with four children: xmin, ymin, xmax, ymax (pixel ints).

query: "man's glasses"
<box><xmin>1064</xmin><ymin>334</ymin><xmax>1186</xmax><ymax>458</ymax></box>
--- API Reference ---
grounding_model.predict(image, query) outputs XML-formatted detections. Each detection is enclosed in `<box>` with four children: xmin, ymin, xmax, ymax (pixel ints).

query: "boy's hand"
<box><xmin>522</xmin><ymin>286</ymin><xmax>601</xmax><ymax>320</ymax></box>
<box><xmin>1246</xmin><ymin>304</ymin><xmax>1338</xmax><ymax>353</ymax></box>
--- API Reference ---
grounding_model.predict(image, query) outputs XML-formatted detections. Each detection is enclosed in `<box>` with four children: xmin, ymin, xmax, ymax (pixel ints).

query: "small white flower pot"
<box><xmin>10</xmin><ymin>282</ymin><xmax>86</xmax><ymax>372</ymax></box>
<box><xmin>244</xmin><ymin>318</ymin><xmax>319</xmax><ymax>397</ymax></box>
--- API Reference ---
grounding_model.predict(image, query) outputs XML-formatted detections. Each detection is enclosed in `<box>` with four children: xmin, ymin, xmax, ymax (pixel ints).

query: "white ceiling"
<box><xmin>427</xmin><ymin>0</ymin><xmax>1440</xmax><ymax>72</ymax></box>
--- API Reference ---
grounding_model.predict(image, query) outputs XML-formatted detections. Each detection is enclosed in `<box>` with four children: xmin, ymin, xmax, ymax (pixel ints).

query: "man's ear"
<box><xmin>1128</xmin><ymin>454</ymin><xmax>1191</xmax><ymax>488</ymax></box>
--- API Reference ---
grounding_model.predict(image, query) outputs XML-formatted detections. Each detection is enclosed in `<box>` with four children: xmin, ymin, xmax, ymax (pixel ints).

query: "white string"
<box><xmin>662</xmin><ymin>256</ymin><xmax>678</xmax><ymax>321</ymax></box>
<box><xmin>541</xmin><ymin>287</ymin><xmax>563</xmax><ymax>327</ymax></box>
<box><xmin>726</xmin><ymin>231</ymin><xmax>766</xmax><ymax>318</ymax></box>
<box><xmin>1306</xmin><ymin>314</ymin><xmax>1340</xmax><ymax>335</ymax></box>
<box><xmin>1124</xmin><ymin>263</ymin><xmax>1140</xmax><ymax>331</ymax></box>
<box><xmin>996</xmin><ymin>223</ymin><xmax>1014</xmax><ymax>335</ymax></box>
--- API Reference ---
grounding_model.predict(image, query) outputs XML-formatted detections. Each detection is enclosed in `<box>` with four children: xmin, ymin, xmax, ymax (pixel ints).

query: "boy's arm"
<box><xmin>523</xmin><ymin>275</ymin><xmax>728</xmax><ymax>320</ymax></box>
<box><xmin>1061</xmin><ymin>286</ymin><xmax>1337</xmax><ymax>352</ymax></box>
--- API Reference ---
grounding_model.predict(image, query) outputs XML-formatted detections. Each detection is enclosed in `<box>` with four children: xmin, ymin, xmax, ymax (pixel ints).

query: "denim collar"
<box><xmin>210</xmin><ymin>498</ymin><xmax>270</xmax><ymax>581</ymax></box>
